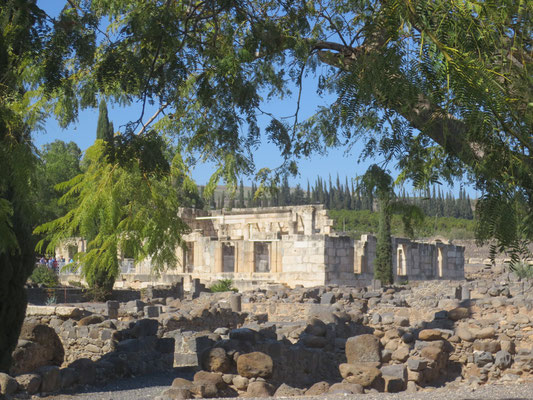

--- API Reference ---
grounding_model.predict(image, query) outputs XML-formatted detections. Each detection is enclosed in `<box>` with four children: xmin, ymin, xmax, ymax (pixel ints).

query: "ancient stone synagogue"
<box><xmin>56</xmin><ymin>205</ymin><xmax>464</xmax><ymax>288</ymax></box>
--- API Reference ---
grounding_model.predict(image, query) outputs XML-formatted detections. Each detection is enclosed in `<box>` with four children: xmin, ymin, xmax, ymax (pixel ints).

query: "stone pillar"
<box><xmin>234</xmin><ymin>241</ymin><xmax>241</xmax><ymax>273</ymax></box>
<box><xmin>193</xmin><ymin>241</ymin><xmax>202</xmax><ymax>269</ymax></box>
<box><xmin>271</xmin><ymin>241</ymin><xmax>282</xmax><ymax>273</ymax></box>
<box><xmin>192</xmin><ymin>278</ymin><xmax>202</xmax><ymax>298</ymax></box>
<box><xmin>230</xmin><ymin>294</ymin><xmax>242</xmax><ymax>312</ymax></box>
<box><xmin>454</xmin><ymin>285</ymin><xmax>462</xmax><ymax>300</ymax></box>
<box><xmin>461</xmin><ymin>286</ymin><xmax>471</xmax><ymax>301</ymax></box>
<box><xmin>174</xmin><ymin>277</ymin><xmax>184</xmax><ymax>299</ymax></box>
<box><xmin>214</xmin><ymin>242</ymin><xmax>223</xmax><ymax>273</ymax></box>
<box><xmin>243</xmin><ymin>241</ymin><xmax>255</xmax><ymax>273</ymax></box>
<box><xmin>106</xmin><ymin>300</ymin><xmax>119</xmax><ymax>319</ymax></box>
<box><xmin>302</xmin><ymin>206</ymin><xmax>315</xmax><ymax>235</ymax></box>
<box><xmin>290</xmin><ymin>211</ymin><xmax>298</xmax><ymax>234</ymax></box>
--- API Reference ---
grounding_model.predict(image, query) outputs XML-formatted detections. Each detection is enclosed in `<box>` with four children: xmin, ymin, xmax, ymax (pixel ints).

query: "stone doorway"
<box><xmin>223</xmin><ymin>243</ymin><xmax>235</xmax><ymax>272</ymax></box>
<box><xmin>397</xmin><ymin>245</ymin><xmax>407</xmax><ymax>276</ymax></box>
<box><xmin>67</xmin><ymin>245</ymin><xmax>78</xmax><ymax>260</ymax></box>
<box><xmin>437</xmin><ymin>247</ymin><xmax>444</xmax><ymax>278</ymax></box>
<box><xmin>254</xmin><ymin>242</ymin><xmax>270</xmax><ymax>272</ymax></box>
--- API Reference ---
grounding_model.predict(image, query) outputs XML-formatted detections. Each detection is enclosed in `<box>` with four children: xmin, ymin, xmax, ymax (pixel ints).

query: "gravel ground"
<box><xmin>41</xmin><ymin>374</ymin><xmax>533</xmax><ymax>400</ymax></box>
<box><xmin>42</xmin><ymin>369</ymin><xmax>193</xmax><ymax>400</ymax></box>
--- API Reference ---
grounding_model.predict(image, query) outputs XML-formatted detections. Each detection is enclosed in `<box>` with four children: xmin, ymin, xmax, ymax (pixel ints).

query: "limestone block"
<box><xmin>144</xmin><ymin>305</ymin><xmax>161</xmax><ymax>318</ymax></box>
<box><xmin>407</xmin><ymin>358</ymin><xmax>428</xmax><ymax>372</ymax></box>
<box><xmin>26</xmin><ymin>306</ymin><xmax>57</xmax><ymax>316</ymax></box>
<box><xmin>346</xmin><ymin>334</ymin><xmax>381</xmax><ymax>364</ymax></box>
<box><xmin>339</xmin><ymin>363</ymin><xmax>381</xmax><ymax>387</ymax></box>
<box><xmin>380</xmin><ymin>364</ymin><xmax>407</xmax><ymax>392</ymax></box>
<box><xmin>15</xmin><ymin>373</ymin><xmax>41</xmax><ymax>394</ymax></box>
<box><xmin>55</xmin><ymin>307</ymin><xmax>83</xmax><ymax>319</ymax></box>
<box><xmin>246</xmin><ymin>381</ymin><xmax>275</xmax><ymax>397</ymax></box>
<box><xmin>328</xmin><ymin>382</ymin><xmax>364</xmax><ymax>394</ymax></box>
<box><xmin>0</xmin><ymin>373</ymin><xmax>18</xmax><ymax>396</ymax></box>
<box><xmin>236</xmin><ymin>352</ymin><xmax>273</xmax><ymax>378</ymax></box>
<box><xmin>305</xmin><ymin>381</ymin><xmax>330</xmax><ymax>396</ymax></box>
<box><xmin>494</xmin><ymin>350</ymin><xmax>512</xmax><ymax>369</ymax></box>
<box><xmin>37</xmin><ymin>366</ymin><xmax>61</xmax><ymax>393</ymax></box>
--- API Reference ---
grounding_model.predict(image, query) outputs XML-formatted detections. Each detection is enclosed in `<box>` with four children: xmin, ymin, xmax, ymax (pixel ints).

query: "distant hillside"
<box><xmin>329</xmin><ymin>209</ymin><xmax>476</xmax><ymax>240</ymax></box>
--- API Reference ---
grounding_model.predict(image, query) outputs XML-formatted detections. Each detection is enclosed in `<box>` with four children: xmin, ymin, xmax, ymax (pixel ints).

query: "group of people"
<box><xmin>37</xmin><ymin>256</ymin><xmax>74</xmax><ymax>274</ymax></box>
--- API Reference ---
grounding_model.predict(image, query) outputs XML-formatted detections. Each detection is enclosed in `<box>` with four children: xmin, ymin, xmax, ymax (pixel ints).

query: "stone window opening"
<box><xmin>254</xmin><ymin>242</ymin><xmax>270</xmax><ymax>273</ymax></box>
<box><xmin>67</xmin><ymin>245</ymin><xmax>78</xmax><ymax>260</ymax></box>
<box><xmin>223</xmin><ymin>243</ymin><xmax>235</xmax><ymax>272</ymax></box>
<box><xmin>186</xmin><ymin>242</ymin><xmax>195</xmax><ymax>272</ymax></box>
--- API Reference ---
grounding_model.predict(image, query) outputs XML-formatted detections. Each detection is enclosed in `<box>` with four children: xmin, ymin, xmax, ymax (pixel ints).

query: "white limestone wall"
<box><xmin>324</xmin><ymin>236</ymin><xmax>358</xmax><ymax>285</ymax></box>
<box><xmin>278</xmin><ymin>234</ymin><xmax>327</xmax><ymax>287</ymax></box>
<box><xmin>355</xmin><ymin>235</ymin><xmax>465</xmax><ymax>283</ymax></box>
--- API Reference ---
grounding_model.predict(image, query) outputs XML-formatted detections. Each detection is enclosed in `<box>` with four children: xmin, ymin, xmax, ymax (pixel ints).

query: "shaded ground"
<box><xmin>44</xmin><ymin>368</ymin><xmax>194</xmax><ymax>400</ymax></box>
<box><xmin>42</xmin><ymin>372</ymin><xmax>533</xmax><ymax>400</ymax></box>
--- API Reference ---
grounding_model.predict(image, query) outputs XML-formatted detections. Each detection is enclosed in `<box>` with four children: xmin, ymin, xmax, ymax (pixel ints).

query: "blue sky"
<box><xmin>34</xmin><ymin>1</ymin><xmax>475</xmax><ymax>197</ymax></box>
<box><xmin>33</xmin><ymin>74</ymin><xmax>374</xmax><ymax>188</ymax></box>
<box><xmin>33</xmin><ymin>0</ymin><xmax>378</xmax><ymax>188</ymax></box>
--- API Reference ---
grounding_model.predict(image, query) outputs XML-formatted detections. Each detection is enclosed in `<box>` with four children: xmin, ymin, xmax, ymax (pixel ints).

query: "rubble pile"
<box><xmin>2</xmin><ymin>272</ymin><xmax>533</xmax><ymax>398</ymax></box>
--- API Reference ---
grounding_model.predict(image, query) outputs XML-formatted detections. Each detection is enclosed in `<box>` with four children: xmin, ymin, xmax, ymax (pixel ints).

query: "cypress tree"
<box><xmin>238</xmin><ymin>180</ymin><xmax>245</xmax><ymax>208</ymax></box>
<box><xmin>96</xmin><ymin>99</ymin><xmax>113</xmax><ymax>142</ymax></box>
<box><xmin>375</xmin><ymin>199</ymin><xmax>393</xmax><ymax>284</ymax></box>
<box><xmin>360</xmin><ymin>165</ymin><xmax>395</xmax><ymax>284</ymax></box>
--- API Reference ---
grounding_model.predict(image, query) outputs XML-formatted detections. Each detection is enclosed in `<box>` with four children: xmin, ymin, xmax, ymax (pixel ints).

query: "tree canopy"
<box><xmin>19</xmin><ymin>0</ymin><xmax>529</xmax><ymax>257</ymax></box>
<box><xmin>34</xmin><ymin>140</ymin><xmax>82</xmax><ymax>226</ymax></box>
<box><xmin>35</xmin><ymin>138</ymin><xmax>197</xmax><ymax>298</ymax></box>
<box><xmin>0</xmin><ymin>0</ymin><xmax>531</xmax><ymax>372</ymax></box>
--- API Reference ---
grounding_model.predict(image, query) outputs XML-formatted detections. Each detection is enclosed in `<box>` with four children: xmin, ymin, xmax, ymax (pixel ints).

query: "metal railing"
<box><xmin>35</xmin><ymin>258</ymin><xmax>136</xmax><ymax>276</ymax></box>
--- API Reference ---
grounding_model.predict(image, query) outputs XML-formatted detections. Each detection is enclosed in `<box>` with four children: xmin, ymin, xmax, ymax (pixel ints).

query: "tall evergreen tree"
<box><xmin>280</xmin><ymin>176</ymin><xmax>290</xmax><ymax>206</ymax></box>
<box><xmin>238</xmin><ymin>180</ymin><xmax>245</xmax><ymax>208</ymax></box>
<box><xmin>96</xmin><ymin>99</ymin><xmax>114</xmax><ymax>142</ymax></box>
<box><xmin>361</xmin><ymin>166</ymin><xmax>394</xmax><ymax>284</ymax></box>
<box><xmin>360</xmin><ymin>165</ymin><xmax>424</xmax><ymax>284</ymax></box>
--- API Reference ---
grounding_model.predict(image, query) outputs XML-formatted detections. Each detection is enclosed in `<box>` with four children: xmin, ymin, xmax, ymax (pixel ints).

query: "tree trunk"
<box><xmin>0</xmin><ymin>197</ymin><xmax>34</xmax><ymax>373</ymax></box>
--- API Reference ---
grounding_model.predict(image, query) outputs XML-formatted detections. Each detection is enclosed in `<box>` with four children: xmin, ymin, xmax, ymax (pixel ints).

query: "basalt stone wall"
<box><xmin>9</xmin><ymin>311</ymin><xmax>175</xmax><ymax>396</ymax></box>
<box><xmin>26</xmin><ymin>288</ymin><xmax>86</xmax><ymax>305</ymax></box>
<box><xmin>26</xmin><ymin>284</ymin><xmax>185</xmax><ymax>306</ymax></box>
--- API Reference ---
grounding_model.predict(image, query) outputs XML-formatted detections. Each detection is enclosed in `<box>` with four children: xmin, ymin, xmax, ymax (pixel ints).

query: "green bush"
<box><xmin>210</xmin><ymin>279</ymin><xmax>237</xmax><ymax>293</ymax></box>
<box><xmin>87</xmin><ymin>286</ymin><xmax>111</xmax><ymax>302</ymax></box>
<box><xmin>29</xmin><ymin>266</ymin><xmax>59</xmax><ymax>287</ymax></box>
<box><xmin>68</xmin><ymin>280</ymin><xmax>85</xmax><ymax>288</ymax></box>
<box><xmin>511</xmin><ymin>262</ymin><xmax>533</xmax><ymax>280</ymax></box>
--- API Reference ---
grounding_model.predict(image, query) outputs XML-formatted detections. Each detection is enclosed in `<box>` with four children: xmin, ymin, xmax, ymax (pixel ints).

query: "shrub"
<box><xmin>87</xmin><ymin>286</ymin><xmax>111</xmax><ymax>302</ymax></box>
<box><xmin>29</xmin><ymin>266</ymin><xmax>59</xmax><ymax>287</ymax></box>
<box><xmin>45</xmin><ymin>294</ymin><xmax>57</xmax><ymax>305</ymax></box>
<box><xmin>210</xmin><ymin>279</ymin><xmax>237</xmax><ymax>293</ymax></box>
<box><xmin>511</xmin><ymin>261</ymin><xmax>533</xmax><ymax>280</ymax></box>
<box><xmin>68</xmin><ymin>280</ymin><xmax>85</xmax><ymax>288</ymax></box>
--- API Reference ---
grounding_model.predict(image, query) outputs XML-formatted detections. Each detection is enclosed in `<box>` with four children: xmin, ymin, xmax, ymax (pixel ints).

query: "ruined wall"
<box><xmin>354</xmin><ymin>235</ymin><xmax>465</xmax><ymax>284</ymax></box>
<box><xmin>278</xmin><ymin>234</ymin><xmax>327</xmax><ymax>287</ymax></box>
<box><xmin>56</xmin><ymin>205</ymin><xmax>465</xmax><ymax>291</ymax></box>
<box><xmin>324</xmin><ymin>235</ymin><xmax>357</xmax><ymax>286</ymax></box>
